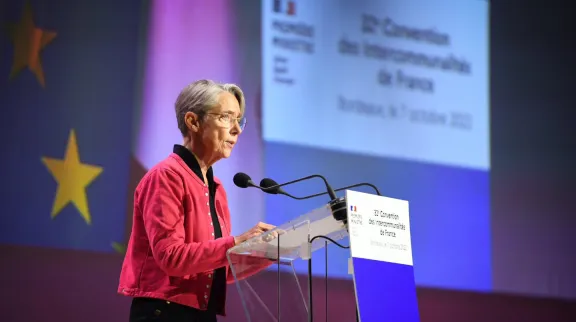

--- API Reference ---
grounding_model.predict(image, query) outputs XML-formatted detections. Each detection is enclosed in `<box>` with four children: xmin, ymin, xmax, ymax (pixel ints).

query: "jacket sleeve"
<box><xmin>139</xmin><ymin>167</ymin><xmax>236</xmax><ymax>277</ymax></box>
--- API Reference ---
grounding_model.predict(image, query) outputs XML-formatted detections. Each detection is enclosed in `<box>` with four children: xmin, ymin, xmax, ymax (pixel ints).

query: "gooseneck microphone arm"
<box><xmin>260</xmin><ymin>178</ymin><xmax>381</xmax><ymax>200</ymax></box>
<box><xmin>261</xmin><ymin>174</ymin><xmax>338</xmax><ymax>201</ymax></box>
<box><xmin>337</xmin><ymin>183</ymin><xmax>380</xmax><ymax>195</ymax></box>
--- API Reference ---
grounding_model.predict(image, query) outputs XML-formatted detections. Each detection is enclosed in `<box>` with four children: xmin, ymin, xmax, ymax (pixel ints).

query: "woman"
<box><xmin>118</xmin><ymin>80</ymin><xmax>275</xmax><ymax>322</ymax></box>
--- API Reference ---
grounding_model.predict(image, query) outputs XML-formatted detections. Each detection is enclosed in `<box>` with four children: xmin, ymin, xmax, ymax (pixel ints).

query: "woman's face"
<box><xmin>186</xmin><ymin>92</ymin><xmax>243</xmax><ymax>162</ymax></box>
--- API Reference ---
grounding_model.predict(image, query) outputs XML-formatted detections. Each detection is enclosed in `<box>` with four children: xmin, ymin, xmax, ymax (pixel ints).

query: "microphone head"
<box><xmin>260</xmin><ymin>178</ymin><xmax>281</xmax><ymax>194</ymax></box>
<box><xmin>233</xmin><ymin>172</ymin><xmax>254</xmax><ymax>188</ymax></box>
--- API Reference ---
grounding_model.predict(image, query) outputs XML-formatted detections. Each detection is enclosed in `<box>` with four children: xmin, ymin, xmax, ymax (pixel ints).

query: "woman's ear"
<box><xmin>184</xmin><ymin>111</ymin><xmax>200</xmax><ymax>133</ymax></box>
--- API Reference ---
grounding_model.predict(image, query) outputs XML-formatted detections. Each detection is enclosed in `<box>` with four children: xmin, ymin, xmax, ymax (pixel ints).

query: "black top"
<box><xmin>173</xmin><ymin>144</ymin><xmax>227</xmax><ymax>314</ymax></box>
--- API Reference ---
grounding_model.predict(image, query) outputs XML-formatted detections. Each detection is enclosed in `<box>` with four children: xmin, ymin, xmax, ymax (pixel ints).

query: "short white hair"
<box><xmin>175</xmin><ymin>79</ymin><xmax>245</xmax><ymax>136</ymax></box>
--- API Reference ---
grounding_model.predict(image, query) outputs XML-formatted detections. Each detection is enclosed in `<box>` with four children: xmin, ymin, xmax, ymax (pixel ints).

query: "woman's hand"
<box><xmin>234</xmin><ymin>222</ymin><xmax>275</xmax><ymax>245</ymax></box>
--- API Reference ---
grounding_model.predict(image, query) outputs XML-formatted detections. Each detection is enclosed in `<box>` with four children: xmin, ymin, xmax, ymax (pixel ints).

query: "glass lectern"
<box><xmin>226</xmin><ymin>203</ymin><xmax>350</xmax><ymax>322</ymax></box>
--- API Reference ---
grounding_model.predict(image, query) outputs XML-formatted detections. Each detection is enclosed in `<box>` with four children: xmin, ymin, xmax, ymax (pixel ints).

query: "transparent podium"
<box><xmin>226</xmin><ymin>202</ymin><xmax>349</xmax><ymax>322</ymax></box>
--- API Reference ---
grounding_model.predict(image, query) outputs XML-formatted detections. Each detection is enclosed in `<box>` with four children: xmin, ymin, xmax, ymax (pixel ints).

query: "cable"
<box><xmin>309</xmin><ymin>235</ymin><xmax>350</xmax><ymax>249</ymax></box>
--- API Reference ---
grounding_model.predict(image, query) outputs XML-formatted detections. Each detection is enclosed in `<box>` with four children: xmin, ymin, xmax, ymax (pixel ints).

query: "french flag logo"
<box><xmin>350</xmin><ymin>205</ymin><xmax>357</xmax><ymax>212</ymax></box>
<box><xmin>273</xmin><ymin>0</ymin><xmax>296</xmax><ymax>16</ymax></box>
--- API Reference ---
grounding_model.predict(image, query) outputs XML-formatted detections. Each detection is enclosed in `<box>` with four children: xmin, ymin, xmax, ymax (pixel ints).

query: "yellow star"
<box><xmin>42</xmin><ymin>129</ymin><xmax>103</xmax><ymax>225</ymax></box>
<box><xmin>7</xmin><ymin>2</ymin><xmax>57</xmax><ymax>87</ymax></box>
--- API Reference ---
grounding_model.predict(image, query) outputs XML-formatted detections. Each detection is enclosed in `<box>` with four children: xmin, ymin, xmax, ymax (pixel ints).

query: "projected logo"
<box><xmin>273</xmin><ymin>0</ymin><xmax>296</xmax><ymax>16</ymax></box>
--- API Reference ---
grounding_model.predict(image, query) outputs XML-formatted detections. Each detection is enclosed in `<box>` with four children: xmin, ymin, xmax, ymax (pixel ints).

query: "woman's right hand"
<box><xmin>234</xmin><ymin>222</ymin><xmax>276</xmax><ymax>245</ymax></box>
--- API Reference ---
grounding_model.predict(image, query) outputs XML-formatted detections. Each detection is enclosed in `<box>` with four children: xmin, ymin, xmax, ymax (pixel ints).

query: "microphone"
<box><xmin>259</xmin><ymin>178</ymin><xmax>289</xmax><ymax>195</ymax></box>
<box><xmin>260</xmin><ymin>178</ymin><xmax>381</xmax><ymax>199</ymax></box>
<box><xmin>233</xmin><ymin>172</ymin><xmax>259</xmax><ymax>189</ymax></box>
